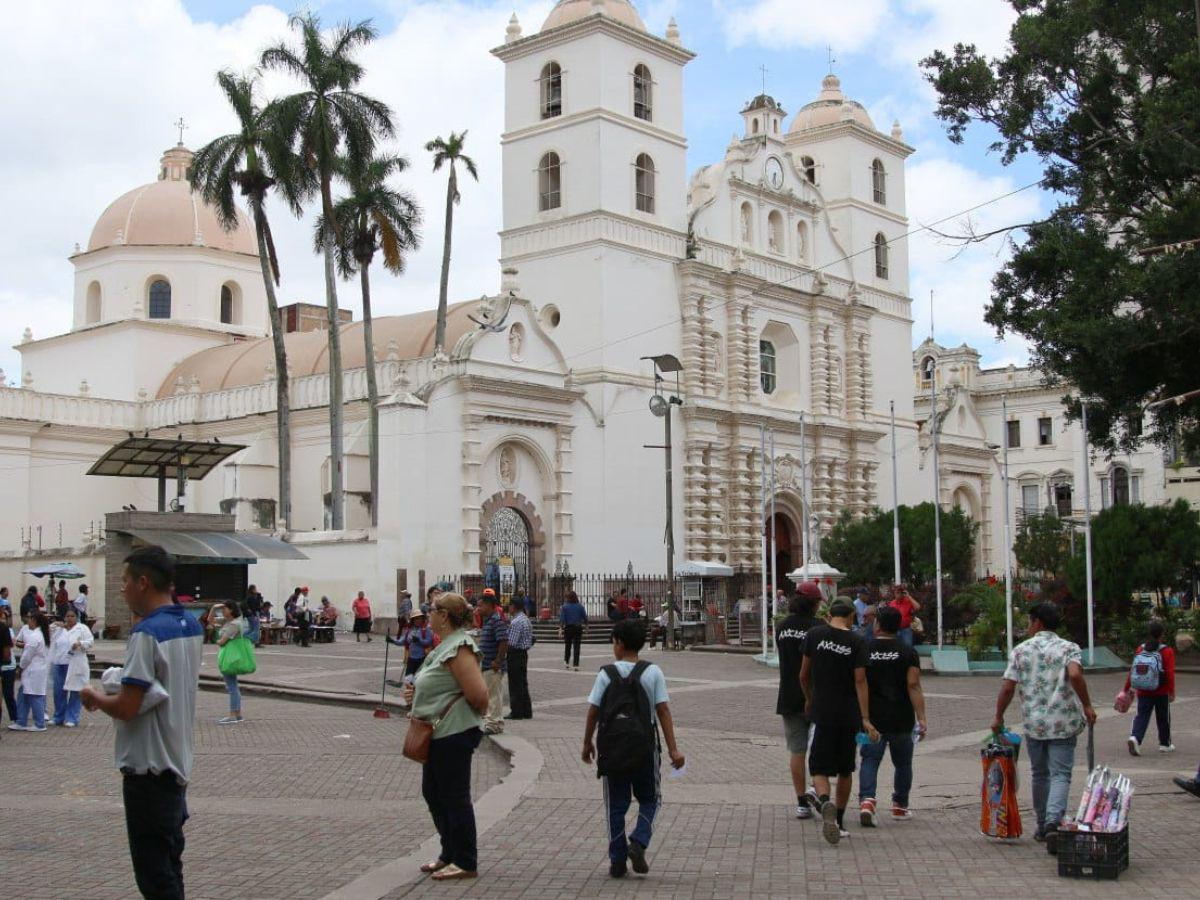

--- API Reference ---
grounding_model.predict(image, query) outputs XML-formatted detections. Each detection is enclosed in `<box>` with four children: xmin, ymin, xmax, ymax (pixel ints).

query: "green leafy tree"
<box><xmin>824</xmin><ymin>503</ymin><xmax>977</xmax><ymax>588</ymax></box>
<box><xmin>1014</xmin><ymin>513</ymin><xmax>1070</xmax><ymax>581</ymax></box>
<box><xmin>1067</xmin><ymin>499</ymin><xmax>1200</xmax><ymax>617</ymax></box>
<box><xmin>949</xmin><ymin>582</ymin><xmax>1028</xmax><ymax>659</ymax></box>
<box><xmin>191</xmin><ymin>70</ymin><xmax>310</xmax><ymax>530</ymax></box>
<box><xmin>922</xmin><ymin>1</ymin><xmax>1200</xmax><ymax>456</ymax></box>
<box><xmin>263</xmin><ymin>13</ymin><xmax>394</xmax><ymax>530</ymax></box>
<box><xmin>320</xmin><ymin>153</ymin><xmax>421</xmax><ymax>526</ymax></box>
<box><xmin>426</xmin><ymin>132</ymin><xmax>478</xmax><ymax>354</ymax></box>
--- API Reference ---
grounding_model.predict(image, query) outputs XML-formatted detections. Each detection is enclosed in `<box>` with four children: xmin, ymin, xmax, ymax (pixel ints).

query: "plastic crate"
<box><xmin>1056</xmin><ymin>826</ymin><xmax>1129</xmax><ymax>880</ymax></box>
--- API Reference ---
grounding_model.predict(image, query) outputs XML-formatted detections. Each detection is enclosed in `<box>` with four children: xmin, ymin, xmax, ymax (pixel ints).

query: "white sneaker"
<box><xmin>28</xmin><ymin>725</ymin><xmax>47</xmax><ymax>732</ymax></box>
<box><xmin>1127</xmin><ymin>736</ymin><xmax>1141</xmax><ymax>756</ymax></box>
<box><xmin>217</xmin><ymin>716</ymin><xmax>242</xmax><ymax>725</ymax></box>
<box><xmin>795</xmin><ymin>804</ymin><xmax>813</xmax><ymax>820</ymax></box>
<box><xmin>1159</xmin><ymin>744</ymin><xmax>1176</xmax><ymax>753</ymax></box>
<box><xmin>64</xmin><ymin>722</ymin><xmax>77</xmax><ymax>728</ymax></box>
<box><xmin>6</xmin><ymin>723</ymin><xmax>26</xmax><ymax>731</ymax></box>
<box><xmin>838</xmin><ymin>828</ymin><xmax>851</xmax><ymax>839</ymax></box>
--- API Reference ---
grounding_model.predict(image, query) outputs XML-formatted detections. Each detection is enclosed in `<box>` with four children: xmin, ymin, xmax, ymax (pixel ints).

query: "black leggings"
<box><xmin>422</xmin><ymin>728</ymin><xmax>482</xmax><ymax>871</ymax></box>
<box><xmin>563</xmin><ymin>625</ymin><xmax>583</xmax><ymax>667</ymax></box>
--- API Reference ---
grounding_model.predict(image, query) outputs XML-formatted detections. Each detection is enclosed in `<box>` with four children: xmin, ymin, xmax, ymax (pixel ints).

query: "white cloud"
<box><xmin>715</xmin><ymin>0</ymin><xmax>890</xmax><ymax>53</ymax></box>
<box><xmin>906</xmin><ymin>156</ymin><xmax>1044</xmax><ymax>366</ymax></box>
<box><xmin>0</xmin><ymin>0</ymin><xmax>554</xmax><ymax>381</ymax></box>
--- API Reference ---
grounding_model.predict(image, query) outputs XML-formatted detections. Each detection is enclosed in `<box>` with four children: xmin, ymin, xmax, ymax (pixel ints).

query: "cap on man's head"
<box><xmin>829</xmin><ymin>598</ymin><xmax>854</xmax><ymax>619</ymax></box>
<box><xmin>797</xmin><ymin>581</ymin><xmax>823</xmax><ymax>600</ymax></box>
<box><xmin>399</xmin><ymin>589</ymin><xmax>412</xmax><ymax>597</ymax></box>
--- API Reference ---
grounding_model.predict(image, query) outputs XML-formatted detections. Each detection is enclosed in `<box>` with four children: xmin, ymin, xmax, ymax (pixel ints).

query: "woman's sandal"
<box><xmin>420</xmin><ymin>859</ymin><xmax>449</xmax><ymax>874</ymax></box>
<box><xmin>430</xmin><ymin>865</ymin><xmax>477</xmax><ymax>881</ymax></box>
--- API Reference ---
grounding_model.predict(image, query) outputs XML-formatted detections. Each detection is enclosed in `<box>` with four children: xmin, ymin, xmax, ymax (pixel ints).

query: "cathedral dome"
<box><xmin>87</xmin><ymin>145</ymin><xmax>257</xmax><ymax>256</ymax></box>
<box><xmin>542</xmin><ymin>0</ymin><xmax>646</xmax><ymax>33</ymax></box>
<box><xmin>788</xmin><ymin>74</ymin><xmax>875</xmax><ymax>134</ymax></box>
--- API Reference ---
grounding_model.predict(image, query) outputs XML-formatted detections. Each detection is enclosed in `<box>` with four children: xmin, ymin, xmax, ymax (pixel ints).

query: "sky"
<box><xmin>0</xmin><ymin>0</ymin><xmax>1048</xmax><ymax>385</ymax></box>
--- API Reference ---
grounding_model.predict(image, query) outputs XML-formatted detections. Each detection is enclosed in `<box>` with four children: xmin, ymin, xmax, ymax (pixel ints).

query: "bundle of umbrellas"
<box><xmin>1064</xmin><ymin>767</ymin><xmax>1133</xmax><ymax>833</ymax></box>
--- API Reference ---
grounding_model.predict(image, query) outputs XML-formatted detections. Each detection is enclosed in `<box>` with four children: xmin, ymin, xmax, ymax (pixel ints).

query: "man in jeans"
<box><xmin>477</xmin><ymin>593</ymin><xmax>508</xmax><ymax>734</ymax></box>
<box><xmin>992</xmin><ymin>601</ymin><xmax>1097</xmax><ymax>849</ymax></box>
<box><xmin>859</xmin><ymin>605</ymin><xmax>927</xmax><ymax>826</ymax></box>
<box><xmin>81</xmin><ymin>546</ymin><xmax>202</xmax><ymax>899</ymax></box>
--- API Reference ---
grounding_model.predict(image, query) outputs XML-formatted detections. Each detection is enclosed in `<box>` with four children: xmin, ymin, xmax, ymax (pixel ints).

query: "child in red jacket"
<box><xmin>1125</xmin><ymin>620</ymin><xmax>1175</xmax><ymax>755</ymax></box>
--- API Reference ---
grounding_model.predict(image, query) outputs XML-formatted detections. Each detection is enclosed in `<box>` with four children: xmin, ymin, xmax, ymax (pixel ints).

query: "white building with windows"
<box><xmin>913</xmin><ymin>339</ymin><xmax>1172</xmax><ymax>577</ymax></box>
<box><xmin>0</xmin><ymin>0</ymin><xmax>925</xmax><ymax>623</ymax></box>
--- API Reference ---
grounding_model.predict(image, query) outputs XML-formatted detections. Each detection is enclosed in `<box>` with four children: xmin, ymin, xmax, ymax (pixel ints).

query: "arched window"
<box><xmin>759</xmin><ymin>340</ymin><xmax>777</xmax><ymax>394</ymax></box>
<box><xmin>872</xmin><ymin>158</ymin><xmax>887</xmax><ymax>205</ymax></box>
<box><xmin>740</xmin><ymin>202</ymin><xmax>754</xmax><ymax>246</ymax></box>
<box><xmin>921</xmin><ymin>356</ymin><xmax>935</xmax><ymax>381</ymax></box>
<box><xmin>801</xmin><ymin>156</ymin><xmax>816</xmax><ymax>184</ymax></box>
<box><xmin>538</xmin><ymin>152</ymin><xmax>561</xmax><ymax>211</ymax></box>
<box><xmin>874</xmin><ymin>233</ymin><xmax>889</xmax><ymax>279</ymax></box>
<box><xmin>773</xmin><ymin>119</ymin><xmax>779</xmax><ymax>134</ymax></box>
<box><xmin>1111</xmin><ymin>466</ymin><xmax>1130</xmax><ymax>506</ymax></box>
<box><xmin>768</xmin><ymin>210</ymin><xmax>784</xmax><ymax>254</ymax></box>
<box><xmin>148</xmin><ymin>279</ymin><xmax>171</xmax><ymax>319</ymax></box>
<box><xmin>540</xmin><ymin>62</ymin><xmax>562</xmax><ymax>119</ymax></box>
<box><xmin>220</xmin><ymin>285</ymin><xmax>234</xmax><ymax>324</ymax></box>
<box><xmin>796</xmin><ymin>222</ymin><xmax>808</xmax><ymax>262</ymax></box>
<box><xmin>85</xmin><ymin>281</ymin><xmax>102</xmax><ymax>324</ymax></box>
<box><xmin>753</xmin><ymin>119</ymin><xmax>760</xmax><ymax>134</ymax></box>
<box><xmin>635</xmin><ymin>153</ymin><xmax>656</xmax><ymax>213</ymax></box>
<box><xmin>633</xmin><ymin>64</ymin><xmax>653</xmax><ymax>121</ymax></box>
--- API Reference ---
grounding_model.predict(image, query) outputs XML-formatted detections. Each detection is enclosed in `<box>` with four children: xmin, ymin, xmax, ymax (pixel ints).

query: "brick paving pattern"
<box><xmin>10</xmin><ymin>639</ymin><xmax>1198</xmax><ymax>898</ymax></box>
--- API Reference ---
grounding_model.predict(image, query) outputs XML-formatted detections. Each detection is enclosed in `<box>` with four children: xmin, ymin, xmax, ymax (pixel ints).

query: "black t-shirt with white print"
<box><xmin>865</xmin><ymin>637</ymin><xmax>921</xmax><ymax>734</ymax></box>
<box><xmin>802</xmin><ymin>623</ymin><xmax>868</xmax><ymax>726</ymax></box>
<box><xmin>776</xmin><ymin>613</ymin><xmax>819</xmax><ymax>715</ymax></box>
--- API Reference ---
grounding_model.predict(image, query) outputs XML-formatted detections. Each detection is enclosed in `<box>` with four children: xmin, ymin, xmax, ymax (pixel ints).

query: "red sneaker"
<box><xmin>859</xmin><ymin>799</ymin><xmax>877</xmax><ymax>827</ymax></box>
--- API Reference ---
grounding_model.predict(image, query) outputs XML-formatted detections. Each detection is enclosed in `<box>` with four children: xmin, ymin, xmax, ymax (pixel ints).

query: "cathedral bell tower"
<box><xmin>491</xmin><ymin>1</ymin><xmax>695</xmax><ymax>369</ymax></box>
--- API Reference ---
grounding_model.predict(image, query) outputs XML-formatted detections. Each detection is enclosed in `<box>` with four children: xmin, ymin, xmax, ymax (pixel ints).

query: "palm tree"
<box><xmin>426</xmin><ymin>131</ymin><xmax>478</xmax><ymax>354</ymax></box>
<box><xmin>191</xmin><ymin>70</ymin><xmax>309</xmax><ymax>531</ymax></box>
<box><xmin>263</xmin><ymin>13</ymin><xmax>394</xmax><ymax>530</ymax></box>
<box><xmin>320</xmin><ymin>153</ymin><xmax>421</xmax><ymax>526</ymax></box>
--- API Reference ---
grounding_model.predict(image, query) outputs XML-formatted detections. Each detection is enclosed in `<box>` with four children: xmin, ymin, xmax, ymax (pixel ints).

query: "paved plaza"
<box><xmin>2</xmin><ymin>638</ymin><xmax>1196</xmax><ymax>898</ymax></box>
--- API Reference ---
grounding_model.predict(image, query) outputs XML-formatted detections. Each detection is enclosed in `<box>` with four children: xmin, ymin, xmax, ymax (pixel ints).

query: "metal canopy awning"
<box><xmin>87</xmin><ymin>437</ymin><xmax>247</xmax><ymax>481</ymax></box>
<box><xmin>120</xmin><ymin>528</ymin><xmax>307</xmax><ymax>563</ymax></box>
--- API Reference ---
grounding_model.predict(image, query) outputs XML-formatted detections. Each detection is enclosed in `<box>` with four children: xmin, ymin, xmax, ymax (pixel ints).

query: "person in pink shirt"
<box><xmin>351</xmin><ymin>591</ymin><xmax>373</xmax><ymax>643</ymax></box>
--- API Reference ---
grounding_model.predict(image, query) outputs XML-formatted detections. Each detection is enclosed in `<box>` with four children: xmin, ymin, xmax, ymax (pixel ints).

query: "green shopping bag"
<box><xmin>218</xmin><ymin>636</ymin><xmax>257</xmax><ymax>676</ymax></box>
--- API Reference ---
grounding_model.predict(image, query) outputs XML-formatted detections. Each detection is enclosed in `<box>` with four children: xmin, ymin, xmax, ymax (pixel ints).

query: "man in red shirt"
<box><xmin>889</xmin><ymin>587</ymin><xmax>919</xmax><ymax>648</ymax></box>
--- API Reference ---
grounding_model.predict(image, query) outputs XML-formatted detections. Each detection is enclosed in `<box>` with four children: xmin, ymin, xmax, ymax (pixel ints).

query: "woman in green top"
<box><xmin>403</xmin><ymin>592</ymin><xmax>489</xmax><ymax>881</ymax></box>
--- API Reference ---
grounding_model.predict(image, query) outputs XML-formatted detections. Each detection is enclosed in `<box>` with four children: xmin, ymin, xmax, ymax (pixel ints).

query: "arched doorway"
<box><xmin>484</xmin><ymin>506</ymin><xmax>532</xmax><ymax>597</ymax></box>
<box><xmin>771</xmin><ymin>512</ymin><xmax>796</xmax><ymax>579</ymax></box>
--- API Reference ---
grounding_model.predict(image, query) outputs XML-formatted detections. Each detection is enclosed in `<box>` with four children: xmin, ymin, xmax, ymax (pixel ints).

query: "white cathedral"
<box><xmin>1</xmin><ymin>0</ymin><xmax>942</xmax><ymax>623</ymax></box>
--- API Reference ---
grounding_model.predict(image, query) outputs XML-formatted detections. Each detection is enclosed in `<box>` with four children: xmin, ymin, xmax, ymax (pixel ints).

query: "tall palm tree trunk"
<box><xmin>359</xmin><ymin>262</ymin><xmax>379</xmax><ymax>527</ymax></box>
<box><xmin>322</xmin><ymin>203</ymin><xmax>346</xmax><ymax>531</ymax></box>
<box><xmin>434</xmin><ymin>164</ymin><xmax>457</xmax><ymax>353</ymax></box>
<box><xmin>251</xmin><ymin>199</ymin><xmax>292</xmax><ymax>531</ymax></box>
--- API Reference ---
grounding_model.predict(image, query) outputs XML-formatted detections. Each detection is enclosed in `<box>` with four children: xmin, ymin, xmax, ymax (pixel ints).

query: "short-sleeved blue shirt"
<box><xmin>478</xmin><ymin>611</ymin><xmax>509</xmax><ymax>671</ymax></box>
<box><xmin>587</xmin><ymin>659</ymin><xmax>669</xmax><ymax>708</ymax></box>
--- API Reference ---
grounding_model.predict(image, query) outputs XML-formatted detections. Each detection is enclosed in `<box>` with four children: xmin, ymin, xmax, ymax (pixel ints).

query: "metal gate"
<box><xmin>483</xmin><ymin>506</ymin><xmax>532</xmax><ymax>599</ymax></box>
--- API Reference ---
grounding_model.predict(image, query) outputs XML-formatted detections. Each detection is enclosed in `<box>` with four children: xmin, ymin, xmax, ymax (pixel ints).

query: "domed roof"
<box><xmin>156</xmin><ymin>300</ymin><xmax>482</xmax><ymax>398</ymax></box>
<box><xmin>542</xmin><ymin>0</ymin><xmax>646</xmax><ymax>32</ymax></box>
<box><xmin>789</xmin><ymin>74</ymin><xmax>875</xmax><ymax>134</ymax></box>
<box><xmin>87</xmin><ymin>145</ymin><xmax>257</xmax><ymax>256</ymax></box>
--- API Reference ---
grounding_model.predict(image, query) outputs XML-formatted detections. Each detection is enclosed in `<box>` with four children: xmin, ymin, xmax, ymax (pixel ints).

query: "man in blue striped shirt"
<box><xmin>506</xmin><ymin>598</ymin><xmax>534</xmax><ymax>720</ymax></box>
<box><xmin>478</xmin><ymin>592</ymin><xmax>508</xmax><ymax>733</ymax></box>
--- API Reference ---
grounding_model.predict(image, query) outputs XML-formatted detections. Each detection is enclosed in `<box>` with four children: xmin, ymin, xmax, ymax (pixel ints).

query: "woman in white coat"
<box><xmin>49</xmin><ymin>607</ymin><xmax>92</xmax><ymax>726</ymax></box>
<box><xmin>10</xmin><ymin>612</ymin><xmax>50</xmax><ymax>731</ymax></box>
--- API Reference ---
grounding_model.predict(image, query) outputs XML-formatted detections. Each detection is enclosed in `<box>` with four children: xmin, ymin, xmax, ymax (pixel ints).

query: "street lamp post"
<box><xmin>643</xmin><ymin>355</ymin><xmax>684</xmax><ymax>650</ymax></box>
<box><xmin>890</xmin><ymin>400</ymin><xmax>901</xmax><ymax>585</ymax></box>
<box><xmin>1080</xmin><ymin>400</ymin><xmax>1095</xmax><ymax>663</ymax></box>
<box><xmin>931</xmin><ymin>378</ymin><xmax>944</xmax><ymax>648</ymax></box>
<box><xmin>1002</xmin><ymin>396</ymin><xmax>1013</xmax><ymax>657</ymax></box>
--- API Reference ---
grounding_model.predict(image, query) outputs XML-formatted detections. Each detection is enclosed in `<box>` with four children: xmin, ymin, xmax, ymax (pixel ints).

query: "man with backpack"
<box><xmin>582</xmin><ymin>619</ymin><xmax>684</xmax><ymax>879</ymax></box>
<box><xmin>1124</xmin><ymin>620</ymin><xmax>1176</xmax><ymax>755</ymax></box>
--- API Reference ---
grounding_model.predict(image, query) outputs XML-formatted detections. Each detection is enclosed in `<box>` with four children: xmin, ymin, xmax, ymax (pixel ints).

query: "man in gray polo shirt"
<box><xmin>82</xmin><ymin>546</ymin><xmax>202</xmax><ymax>900</ymax></box>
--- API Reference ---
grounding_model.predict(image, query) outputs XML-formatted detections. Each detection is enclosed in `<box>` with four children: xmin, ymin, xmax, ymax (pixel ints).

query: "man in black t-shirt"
<box><xmin>775</xmin><ymin>582</ymin><xmax>823</xmax><ymax>820</ymax></box>
<box><xmin>801</xmin><ymin>598</ymin><xmax>877</xmax><ymax>845</ymax></box>
<box><xmin>859</xmin><ymin>604</ymin><xmax>927</xmax><ymax>826</ymax></box>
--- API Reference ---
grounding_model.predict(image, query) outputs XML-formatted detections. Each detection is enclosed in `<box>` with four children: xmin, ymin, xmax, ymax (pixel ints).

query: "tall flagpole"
<box><xmin>931</xmin><ymin>354</ymin><xmax>943</xmax><ymax>649</ymax></box>
<box><xmin>891</xmin><ymin>400</ymin><xmax>901</xmax><ymax>585</ymax></box>
<box><xmin>769</xmin><ymin>429</ymin><xmax>778</xmax><ymax>620</ymax></box>
<box><xmin>799</xmin><ymin>413</ymin><xmax>810</xmax><ymax>581</ymax></box>
<box><xmin>1081</xmin><ymin>401</ymin><xmax>1095</xmax><ymax>663</ymax></box>
<box><xmin>759</xmin><ymin>424</ymin><xmax>769</xmax><ymax>657</ymax></box>
<box><xmin>1002</xmin><ymin>395</ymin><xmax>1013</xmax><ymax>656</ymax></box>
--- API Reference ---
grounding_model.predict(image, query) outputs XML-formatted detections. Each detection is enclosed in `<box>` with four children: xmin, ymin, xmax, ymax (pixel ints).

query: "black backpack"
<box><xmin>596</xmin><ymin>661</ymin><xmax>656</xmax><ymax>778</ymax></box>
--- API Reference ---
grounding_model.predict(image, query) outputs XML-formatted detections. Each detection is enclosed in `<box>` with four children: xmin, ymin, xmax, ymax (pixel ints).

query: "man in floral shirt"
<box><xmin>992</xmin><ymin>602</ymin><xmax>1097</xmax><ymax>848</ymax></box>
